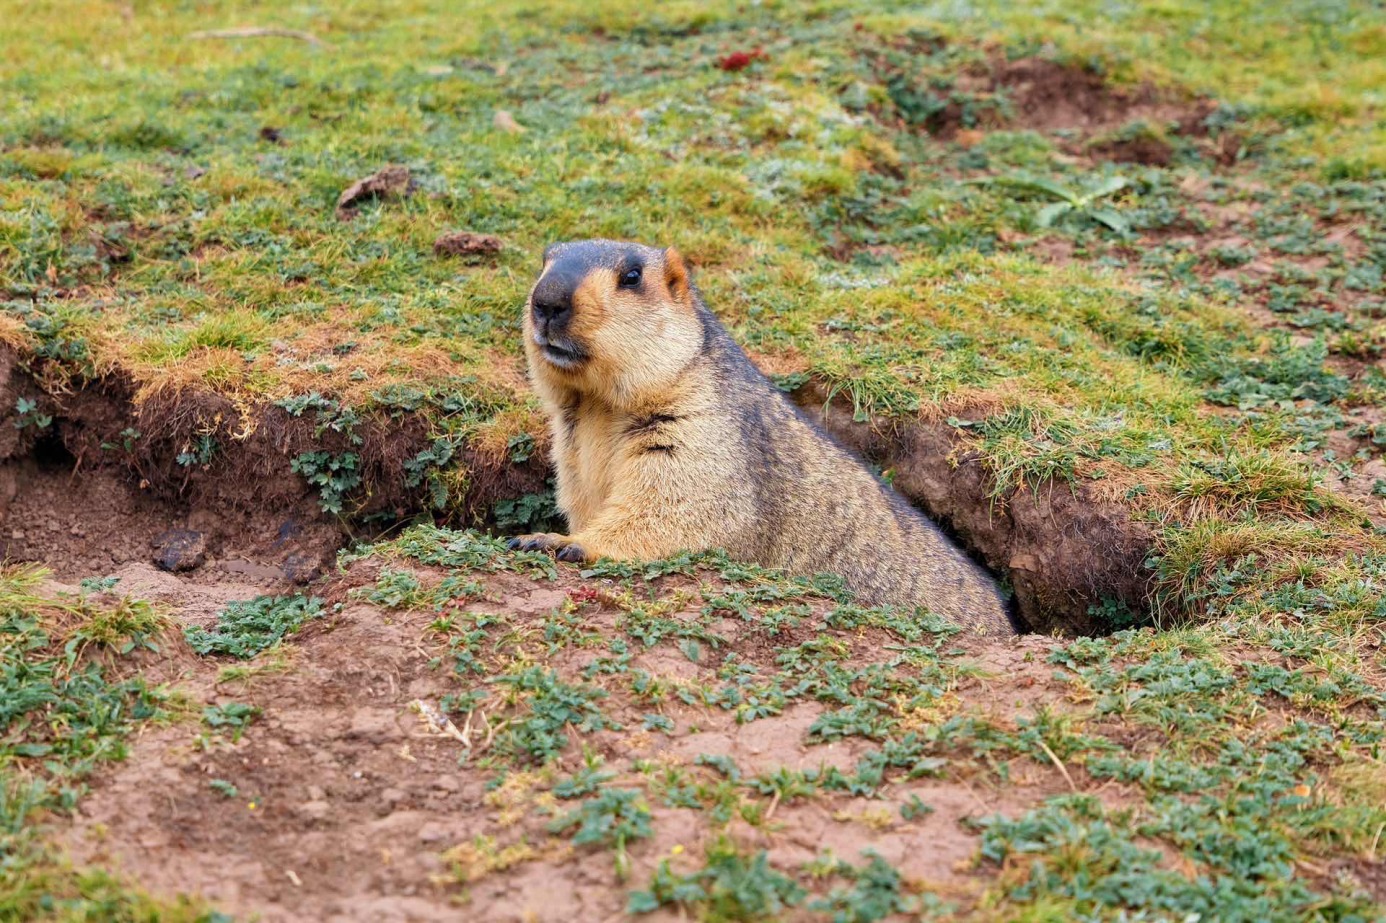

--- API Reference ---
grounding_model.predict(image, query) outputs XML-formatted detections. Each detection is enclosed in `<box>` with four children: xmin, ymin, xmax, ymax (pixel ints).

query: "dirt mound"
<box><xmin>63</xmin><ymin>554</ymin><xmax>1071</xmax><ymax>922</ymax></box>
<box><xmin>880</xmin><ymin>53</ymin><xmax>1221</xmax><ymax>163</ymax></box>
<box><xmin>992</xmin><ymin>58</ymin><xmax>1212</xmax><ymax>138</ymax></box>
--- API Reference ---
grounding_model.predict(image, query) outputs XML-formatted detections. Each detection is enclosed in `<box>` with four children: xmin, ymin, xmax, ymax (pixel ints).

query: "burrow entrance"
<box><xmin>2</xmin><ymin>349</ymin><xmax>1153</xmax><ymax>636</ymax></box>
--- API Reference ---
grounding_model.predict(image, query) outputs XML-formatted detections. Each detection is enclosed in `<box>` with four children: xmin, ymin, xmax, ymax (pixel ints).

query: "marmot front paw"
<box><xmin>507</xmin><ymin>533</ymin><xmax>589</xmax><ymax>563</ymax></box>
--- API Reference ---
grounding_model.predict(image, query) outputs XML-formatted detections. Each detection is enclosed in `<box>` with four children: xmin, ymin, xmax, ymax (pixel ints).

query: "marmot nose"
<box><xmin>532</xmin><ymin>295</ymin><xmax>571</xmax><ymax>325</ymax></box>
<box><xmin>530</xmin><ymin>277</ymin><xmax>574</xmax><ymax>332</ymax></box>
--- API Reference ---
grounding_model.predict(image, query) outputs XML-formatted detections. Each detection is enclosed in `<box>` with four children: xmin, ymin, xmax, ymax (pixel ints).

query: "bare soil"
<box><xmin>1</xmin><ymin>450</ymin><xmax>337</xmax><ymax>587</ymax></box>
<box><xmin>59</xmin><ymin>559</ymin><xmax>1074</xmax><ymax>923</ymax></box>
<box><xmin>991</xmin><ymin>57</ymin><xmax>1214</xmax><ymax>138</ymax></box>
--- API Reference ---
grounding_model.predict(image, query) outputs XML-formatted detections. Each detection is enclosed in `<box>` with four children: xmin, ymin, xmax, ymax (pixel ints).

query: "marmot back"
<box><xmin>510</xmin><ymin>239</ymin><xmax>1015</xmax><ymax>636</ymax></box>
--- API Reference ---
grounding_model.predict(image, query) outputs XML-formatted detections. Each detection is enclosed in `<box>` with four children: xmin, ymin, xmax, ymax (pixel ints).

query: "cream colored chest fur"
<box><xmin>550</xmin><ymin>402</ymin><xmax>623</xmax><ymax>532</ymax></box>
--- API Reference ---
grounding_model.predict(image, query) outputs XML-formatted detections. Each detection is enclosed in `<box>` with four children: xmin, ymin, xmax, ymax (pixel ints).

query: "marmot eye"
<box><xmin>619</xmin><ymin>267</ymin><xmax>642</xmax><ymax>287</ymax></box>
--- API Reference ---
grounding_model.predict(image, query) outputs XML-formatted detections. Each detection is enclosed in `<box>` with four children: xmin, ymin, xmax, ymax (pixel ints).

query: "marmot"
<box><xmin>509</xmin><ymin>239</ymin><xmax>1015</xmax><ymax>635</ymax></box>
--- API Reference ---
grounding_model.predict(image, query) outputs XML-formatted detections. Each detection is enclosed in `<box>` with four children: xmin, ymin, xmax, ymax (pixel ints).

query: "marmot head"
<box><xmin>524</xmin><ymin>239</ymin><xmax>703</xmax><ymax>404</ymax></box>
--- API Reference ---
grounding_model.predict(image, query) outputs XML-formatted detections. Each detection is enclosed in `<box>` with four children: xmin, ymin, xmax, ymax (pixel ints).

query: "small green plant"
<box><xmin>552</xmin><ymin>754</ymin><xmax>617</xmax><ymax>799</ymax></box>
<box><xmin>628</xmin><ymin>837</ymin><xmax>806</xmax><ymax>917</ymax></box>
<box><xmin>184</xmin><ymin>595</ymin><xmax>324</xmax><ymax>659</ymax></box>
<box><xmin>493</xmin><ymin>488</ymin><xmax>562</xmax><ymax>533</ymax></box>
<box><xmin>13</xmin><ymin>397</ymin><xmax>52</xmax><ymax>430</ymax></box>
<box><xmin>642</xmin><ymin>713</ymin><xmax>674</xmax><ymax>733</ymax></box>
<box><xmin>365</xmin><ymin>570</ymin><xmax>423</xmax><ymax>608</ymax></box>
<box><xmin>208</xmin><ymin>779</ymin><xmax>239</xmax><ymax>798</ymax></box>
<box><xmin>78</xmin><ymin>575</ymin><xmax>120</xmax><ymax>594</ymax></box>
<box><xmin>549</xmin><ymin>787</ymin><xmax>653</xmax><ymax>880</ymax></box>
<box><xmin>506</xmin><ymin>432</ymin><xmax>536</xmax><ymax>464</ymax></box>
<box><xmin>202</xmin><ymin>702</ymin><xmax>259</xmax><ymax>741</ymax></box>
<box><xmin>100</xmin><ymin>427</ymin><xmax>140</xmax><ymax>452</ymax></box>
<box><xmin>900</xmin><ymin>794</ymin><xmax>934</xmax><ymax>821</ymax></box>
<box><xmin>808</xmin><ymin>852</ymin><xmax>923</xmax><ymax>922</ymax></box>
<box><xmin>403</xmin><ymin>436</ymin><xmax>457</xmax><ymax>509</ymax></box>
<box><xmin>290</xmin><ymin>451</ymin><xmax>363</xmax><ymax>514</ymax></box>
<box><xmin>176</xmin><ymin>435</ymin><xmax>218</xmax><ymax>467</ymax></box>
<box><xmin>491</xmin><ymin>667</ymin><xmax>615</xmax><ymax>764</ymax></box>
<box><xmin>973</xmin><ymin>173</ymin><xmax>1132</xmax><ymax>233</ymax></box>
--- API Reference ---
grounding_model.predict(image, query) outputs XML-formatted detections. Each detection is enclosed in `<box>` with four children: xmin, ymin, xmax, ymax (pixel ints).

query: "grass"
<box><xmin>2</xmin><ymin>0</ymin><xmax>1386</xmax><ymax>918</ymax></box>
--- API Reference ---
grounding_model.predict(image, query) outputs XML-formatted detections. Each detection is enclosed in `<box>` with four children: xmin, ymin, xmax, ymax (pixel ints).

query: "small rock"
<box><xmin>282</xmin><ymin>552</ymin><xmax>322</xmax><ymax>585</ymax></box>
<box><xmin>381</xmin><ymin>787</ymin><xmax>408</xmax><ymax>807</ymax></box>
<box><xmin>305</xmin><ymin>785</ymin><xmax>327</xmax><ymax>801</ymax></box>
<box><xmin>492</xmin><ymin>109</ymin><xmax>524</xmax><ymax>134</ymax></box>
<box><xmin>153</xmin><ymin>530</ymin><xmax>207</xmax><ymax>573</ymax></box>
<box><xmin>433</xmin><ymin>231</ymin><xmax>503</xmax><ymax>261</ymax></box>
<box><xmin>432</xmin><ymin>776</ymin><xmax>461</xmax><ymax>793</ymax></box>
<box><xmin>335</xmin><ymin>164</ymin><xmax>412</xmax><ymax>219</ymax></box>
<box><xmin>259</xmin><ymin>126</ymin><xmax>284</xmax><ymax>144</ymax></box>
<box><xmin>183</xmin><ymin>165</ymin><xmax>206</xmax><ymax>180</ymax></box>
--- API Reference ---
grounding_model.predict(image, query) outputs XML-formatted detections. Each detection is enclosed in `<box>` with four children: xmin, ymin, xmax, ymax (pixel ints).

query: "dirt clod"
<box><xmin>153</xmin><ymin>529</ymin><xmax>207</xmax><ymax>573</ymax></box>
<box><xmin>432</xmin><ymin>231</ymin><xmax>503</xmax><ymax>260</ymax></box>
<box><xmin>281</xmin><ymin>552</ymin><xmax>323</xmax><ymax>585</ymax></box>
<box><xmin>335</xmin><ymin>164</ymin><xmax>412</xmax><ymax>218</ymax></box>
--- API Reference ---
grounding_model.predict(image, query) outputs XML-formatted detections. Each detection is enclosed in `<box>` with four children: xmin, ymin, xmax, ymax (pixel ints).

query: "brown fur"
<box><xmin>513</xmin><ymin>239</ymin><xmax>1015</xmax><ymax>635</ymax></box>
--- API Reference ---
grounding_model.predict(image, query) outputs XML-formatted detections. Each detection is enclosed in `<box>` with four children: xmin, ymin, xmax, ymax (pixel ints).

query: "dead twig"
<box><xmin>1037</xmin><ymin>739</ymin><xmax>1079</xmax><ymax>793</ymax></box>
<box><xmin>189</xmin><ymin>26</ymin><xmax>330</xmax><ymax>49</ymax></box>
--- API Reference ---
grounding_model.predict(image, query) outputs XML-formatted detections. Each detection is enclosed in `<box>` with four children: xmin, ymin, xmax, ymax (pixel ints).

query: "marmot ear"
<box><xmin>663</xmin><ymin>247</ymin><xmax>691</xmax><ymax>305</ymax></box>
